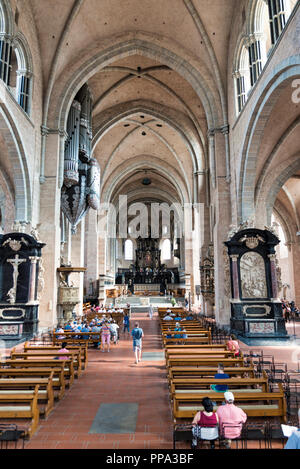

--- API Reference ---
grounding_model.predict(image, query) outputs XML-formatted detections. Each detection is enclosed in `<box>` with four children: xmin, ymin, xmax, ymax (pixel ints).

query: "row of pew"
<box><xmin>157</xmin><ymin>309</ymin><xmax>288</xmax><ymax>440</ymax></box>
<box><xmin>0</xmin><ymin>341</ymin><xmax>88</xmax><ymax>440</ymax></box>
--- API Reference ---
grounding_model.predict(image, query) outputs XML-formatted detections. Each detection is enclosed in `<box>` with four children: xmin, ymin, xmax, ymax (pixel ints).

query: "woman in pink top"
<box><xmin>226</xmin><ymin>334</ymin><xmax>240</xmax><ymax>357</ymax></box>
<box><xmin>57</xmin><ymin>342</ymin><xmax>69</xmax><ymax>360</ymax></box>
<box><xmin>100</xmin><ymin>321</ymin><xmax>111</xmax><ymax>352</ymax></box>
<box><xmin>192</xmin><ymin>397</ymin><xmax>219</xmax><ymax>449</ymax></box>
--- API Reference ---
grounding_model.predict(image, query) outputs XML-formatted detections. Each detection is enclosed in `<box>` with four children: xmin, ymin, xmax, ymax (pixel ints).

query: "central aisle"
<box><xmin>26</xmin><ymin>313</ymin><xmax>173</xmax><ymax>449</ymax></box>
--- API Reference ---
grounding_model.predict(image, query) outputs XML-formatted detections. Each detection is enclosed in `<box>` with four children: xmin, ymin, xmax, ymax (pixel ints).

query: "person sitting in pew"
<box><xmin>185</xmin><ymin>314</ymin><xmax>194</xmax><ymax>321</ymax></box>
<box><xmin>91</xmin><ymin>323</ymin><xmax>101</xmax><ymax>348</ymax></box>
<box><xmin>64</xmin><ymin>322</ymin><xmax>74</xmax><ymax>332</ymax></box>
<box><xmin>163</xmin><ymin>312</ymin><xmax>173</xmax><ymax>320</ymax></box>
<box><xmin>192</xmin><ymin>397</ymin><xmax>219</xmax><ymax>450</ymax></box>
<box><xmin>226</xmin><ymin>335</ymin><xmax>240</xmax><ymax>357</ymax></box>
<box><xmin>216</xmin><ymin>391</ymin><xmax>247</xmax><ymax>449</ymax></box>
<box><xmin>173</xmin><ymin>314</ymin><xmax>182</xmax><ymax>321</ymax></box>
<box><xmin>56</xmin><ymin>325</ymin><xmax>65</xmax><ymax>340</ymax></box>
<box><xmin>57</xmin><ymin>342</ymin><xmax>70</xmax><ymax>360</ymax></box>
<box><xmin>211</xmin><ymin>363</ymin><xmax>230</xmax><ymax>392</ymax></box>
<box><xmin>80</xmin><ymin>323</ymin><xmax>91</xmax><ymax>340</ymax></box>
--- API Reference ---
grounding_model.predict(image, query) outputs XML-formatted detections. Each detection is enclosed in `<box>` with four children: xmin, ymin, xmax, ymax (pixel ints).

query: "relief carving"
<box><xmin>240</xmin><ymin>252</ymin><xmax>267</xmax><ymax>298</ymax></box>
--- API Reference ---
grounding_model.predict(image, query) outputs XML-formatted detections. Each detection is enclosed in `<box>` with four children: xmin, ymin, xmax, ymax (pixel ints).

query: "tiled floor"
<box><xmin>25</xmin><ymin>313</ymin><xmax>173</xmax><ymax>449</ymax></box>
<box><xmin>22</xmin><ymin>315</ymin><xmax>300</xmax><ymax>450</ymax></box>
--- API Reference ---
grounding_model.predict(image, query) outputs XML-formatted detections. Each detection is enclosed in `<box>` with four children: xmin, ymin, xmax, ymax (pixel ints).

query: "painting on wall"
<box><xmin>240</xmin><ymin>252</ymin><xmax>268</xmax><ymax>298</ymax></box>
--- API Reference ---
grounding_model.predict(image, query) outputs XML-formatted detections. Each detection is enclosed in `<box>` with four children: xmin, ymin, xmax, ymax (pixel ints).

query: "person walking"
<box><xmin>131</xmin><ymin>321</ymin><xmax>144</xmax><ymax>364</ymax></box>
<box><xmin>100</xmin><ymin>320</ymin><xmax>111</xmax><ymax>352</ymax></box>
<box><xmin>149</xmin><ymin>304</ymin><xmax>154</xmax><ymax>320</ymax></box>
<box><xmin>123</xmin><ymin>312</ymin><xmax>130</xmax><ymax>336</ymax></box>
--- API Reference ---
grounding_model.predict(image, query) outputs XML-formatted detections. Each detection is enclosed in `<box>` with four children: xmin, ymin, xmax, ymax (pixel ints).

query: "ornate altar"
<box><xmin>224</xmin><ymin>228</ymin><xmax>287</xmax><ymax>339</ymax></box>
<box><xmin>0</xmin><ymin>231</ymin><xmax>45</xmax><ymax>339</ymax></box>
<box><xmin>199</xmin><ymin>247</ymin><xmax>215</xmax><ymax>300</ymax></box>
<box><xmin>135</xmin><ymin>237</ymin><xmax>161</xmax><ymax>270</ymax></box>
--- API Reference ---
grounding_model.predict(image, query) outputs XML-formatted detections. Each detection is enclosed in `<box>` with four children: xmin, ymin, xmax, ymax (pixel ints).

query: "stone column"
<box><xmin>291</xmin><ymin>240</ymin><xmax>300</xmax><ymax>306</ymax></box>
<box><xmin>268</xmin><ymin>254</ymin><xmax>279</xmax><ymax>300</ymax></box>
<box><xmin>38</xmin><ymin>128</ymin><xmax>66</xmax><ymax>329</ymax></box>
<box><xmin>70</xmin><ymin>219</ymin><xmax>85</xmax><ymax>316</ymax></box>
<box><xmin>212</xmin><ymin>130</ymin><xmax>232</xmax><ymax>327</ymax></box>
<box><xmin>230</xmin><ymin>254</ymin><xmax>240</xmax><ymax>300</ymax></box>
<box><xmin>28</xmin><ymin>256</ymin><xmax>39</xmax><ymax>303</ymax></box>
<box><xmin>84</xmin><ymin>209</ymin><xmax>99</xmax><ymax>296</ymax></box>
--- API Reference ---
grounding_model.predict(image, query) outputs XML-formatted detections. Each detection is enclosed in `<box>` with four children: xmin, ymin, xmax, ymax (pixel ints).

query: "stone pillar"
<box><xmin>84</xmin><ymin>209</ymin><xmax>99</xmax><ymax>296</ymax></box>
<box><xmin>268</xmin><ymin>254</ymin><xmax>279</xmax><ymax>300</ymax></box>
<box><xmin>70</xmin><ymin>219</ymin><xmax>85</xmax><ymax>316</ymax></box>
<box><xmin>212</xmin><ymin>130</ymin><xmax>232</xmax><ymax>327</ymax></box>
<box><xmin>28</xmin><ymin>256</ymin><xmax>39</xmax><ymax>303</ymax></box>
<box><xmin>230</xmin><ymin>254</ymin><xmax>240</xmax><ymax>300</ymax></box>
<box><xmin>292</xmin><ymin>240</ymin><xmax>300</xmax><ymax>306</ymax></box>
<box><xmin>38</xmin><ymin>129</ymin><xmax>65</xmax><ymax>329</ymax></box>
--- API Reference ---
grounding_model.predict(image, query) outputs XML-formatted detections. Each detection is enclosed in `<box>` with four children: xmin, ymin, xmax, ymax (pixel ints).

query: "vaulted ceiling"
<box><xmin>28</xmin><ymin>0</ymin><xmax>238</xmax><ymax>206</ymax></box>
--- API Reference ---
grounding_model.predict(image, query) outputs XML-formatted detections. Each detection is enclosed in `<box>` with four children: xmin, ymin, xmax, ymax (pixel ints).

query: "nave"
<box><xmin>0</xmin><ymin>310</ymin><xmax>299</xmax><ymax>450</ymax></box>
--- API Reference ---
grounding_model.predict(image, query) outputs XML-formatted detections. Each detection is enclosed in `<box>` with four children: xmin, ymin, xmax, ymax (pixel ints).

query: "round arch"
<box><xmin>238</xmin><ymin>58</ymin><xmax>300</xmax><ymax>222</ymax></box>
<box><xmin>47</xmin><ymin>32</ymin><xmax>224</xmax><ymax>132</ymax></box>
<box><xmin>0</xmin><ymin>104</ymin><xmax>31</xmax><ymax>222</ymax></box>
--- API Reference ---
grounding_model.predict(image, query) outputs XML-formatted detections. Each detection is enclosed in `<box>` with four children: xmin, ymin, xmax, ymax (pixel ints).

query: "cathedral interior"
<box><xmin>0</xmin><ymin>0</ymin><xmax>299</xmax><ymax>451</ymax></box>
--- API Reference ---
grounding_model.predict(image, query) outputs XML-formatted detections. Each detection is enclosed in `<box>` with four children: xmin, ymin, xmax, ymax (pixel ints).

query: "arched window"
<box><xmin>161</xmin><ymin>239</ymin><xmax>171</xmax><ymax>261</ymax></box>
<box><xmin>234</xmin><ymin>42</ymin><xmax>252</xmax><ymax>113</ymax></box>
<box><xmin>124</xmin><ymin>239</ymin><xmax>134</xmax><ymax>261</ymax></box>
<box><xmin>0</xmin><ymin>3</ymin><xmax>32</xmax><ymax>115</ymax></box>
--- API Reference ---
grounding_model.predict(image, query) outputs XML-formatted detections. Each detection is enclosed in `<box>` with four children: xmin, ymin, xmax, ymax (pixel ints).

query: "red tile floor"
<box><xmin>19</xmin><ymin>315</ymin><xmax>300</xmax><ymax>449</ymax></box>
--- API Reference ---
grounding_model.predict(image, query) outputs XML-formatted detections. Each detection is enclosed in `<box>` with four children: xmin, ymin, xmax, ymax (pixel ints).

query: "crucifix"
<box><xmin>6</xmin><ymin>254</ymin><xmax>27</xmax><ymax>304</ymax></box>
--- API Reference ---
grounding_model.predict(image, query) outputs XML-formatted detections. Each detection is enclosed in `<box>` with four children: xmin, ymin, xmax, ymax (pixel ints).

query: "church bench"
<box><xmin>163</xmin><ymin>337</ymin><xmax>212</xmax><ymax>345</ymax></box>
<box><xmin>0</xmin><ymin>367</ymin><xmax>66</xmax><ymax>400</ymax></box>
<box><xmin>166</xmin><ymin>356</ymin><xmax>245</xmax><ymax>368</ymax></box>
<box><xmin>5</xmin><ymin>358</ymin><xmax>75</xmax><ymax>387</ymax></box>
<box><xmin>0</xmin><ymin>372</ymin><xmax>55</xmax><ymax>418</ymax></box>
<box><xmin>168</xmin><ymin>365</ymin><xmax>256</xmax><ymax>381</ymax></box>
<box><xmin>10</xmin><ymin>350</ymin><xmax>80</xmax><ymax>380</ymax></box>
<box><xmin>169</xmin><ymin>373</ymin><xmax>269</xmax><ymax>397</ymax></box>
<box><xmin>160</xmin><ymin>321</ymin><xmax>205</xmax><ymax>327</ymax></box>
<box><xmin>23</xmin><ymin>343</ymin><xmax>88</xmax><ymax>369</ymax></box>
<box><xmin>52</xmin><ymin>330</ymin><xmax>104</xmax><ymax>347</ymax></box>
<box><xmin>164</xmin><ymin>343</ymin><xmax>227</xmax><ymax>350</ymax></box>
<box><xmin>0</xmin><ymin>385</ymin><xmax>40</xmax><ymax>439</ymax></box>
<box><xmin>172</xmin><ymin>383</ymin><xmax>287</xmax><ymax>423</ymax></box>
<box><xmin>165</xmin><ymin>349</ymin><xmax>236</xmax><ymax>359</ymax></box>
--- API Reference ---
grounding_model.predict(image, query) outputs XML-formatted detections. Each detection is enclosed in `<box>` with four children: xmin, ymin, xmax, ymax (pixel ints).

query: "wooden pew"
<box><xmin>165</xmin><ymin>344</ymin><xmax>228</xmax><ymax>350</ymax></box>
<box><xmin>165</xmin><ymin>349</ymin><xmax>236</xmax><ymax>359</ymax></box>
<box><xmin>168</xmin><ymin>365</ymin><xmax>256</xmax><ymax>381</ymax></box>
<box><xmin>163</xmin><ymin>337</ymin><xmax>212</xmax><ymax>345</ymax></box>
<box><xmin>0</xmin><ymin>367</ymin><xmax>65</xmax><ymax>400</ymax></box>
<box><xmin>10</xmin><ymin>350</ymin><xmax>80</xmax><ymax>380</ymax></box>
<box><xmin>52</xmin><ymin>331</ymin><xmax>102</xmax><ymax>347</ymax></box>
<box><xmin>170</xmin><ymin>372</ymin><xmax>270</xmax><ymax>397</ymax></box>
<box><xmin>166</xmin><ymin>356</ymin><xmax>245</xmax><ymax>368</ymax></box>
<box><xmin>24</xmin><ymin>343</ymin><xmax>88</xmax><ymax>370</ymax></box>
<box><xmin>166</xmin><ymin>355</ymin><xmax>244</xmax><ymax>367</ymax></box>
<box><xmin>0</xmin><ymin>372</ymin><xmax>55</xmax><ymax>418</ymax></box>
<box><xmin>172</xmin><ymin>383</ymin><xmax>287</xmax><ymax>423</ymax></box>
<box><xmin>0</xmin><ymin>385</ymin><xmax>40</xmax><ymax>438</ymax></box>
<box><xmin>5</xmin><ymin>357</ymin><xmax>75</xmax><ymax>387</ymax></box>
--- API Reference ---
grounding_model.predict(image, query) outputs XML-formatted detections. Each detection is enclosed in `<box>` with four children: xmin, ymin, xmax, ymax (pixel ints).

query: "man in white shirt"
<box><xmin>109</xmin><ymin>320</ymin><xmax>120</xmax><ymax>344</ymax></box>
<box><xmin>163</xmin><ymin>313</ymin><xmax>173</xmax><ymax>320</ymax></box>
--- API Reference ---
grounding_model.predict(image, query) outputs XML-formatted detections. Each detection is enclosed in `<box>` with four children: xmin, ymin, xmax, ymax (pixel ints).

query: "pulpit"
<box><xmin>0</xmin><ymin>232</ymin><xmax>45</xmax><ymax>340</ymax></box>
<box><xmin>57</xmin><ymin>266</ymin><xmax>86</xmax><ymax>324</ymax></box>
